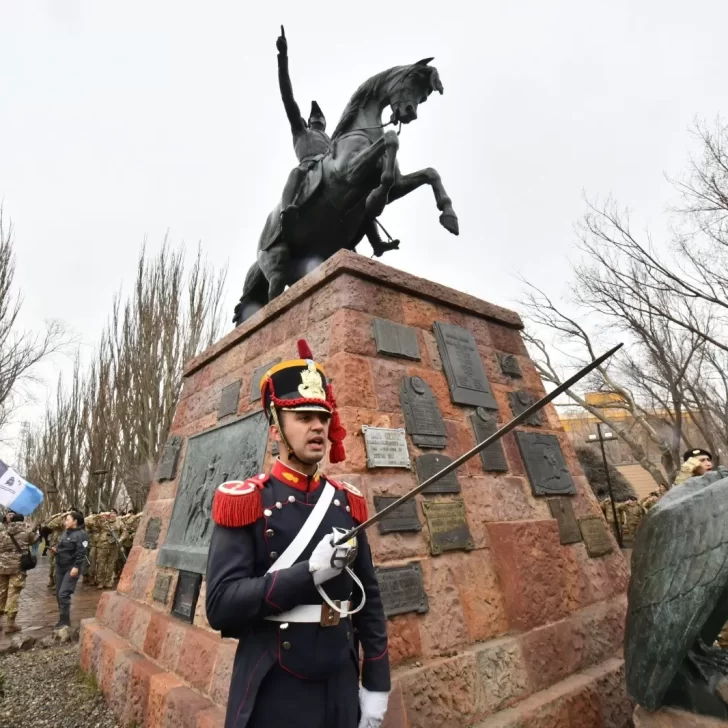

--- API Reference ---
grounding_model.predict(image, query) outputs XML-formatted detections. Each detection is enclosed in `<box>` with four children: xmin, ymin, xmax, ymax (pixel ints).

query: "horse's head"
<box><xmin>388</xmin><ymin>58</ymin><xmax>444</xmax><ymax>125</ymax></box>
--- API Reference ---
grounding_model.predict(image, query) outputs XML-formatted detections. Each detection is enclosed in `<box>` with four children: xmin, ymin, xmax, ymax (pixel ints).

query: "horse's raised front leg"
<box><xmin>387</xmin><ymin>167</ymin><xmax>459</xmax><ymax>235</ymax></box>
<box><xmin>365</xmin><ymin>130</ymin><xmax>399</xmax><ymax>218</ymax></box>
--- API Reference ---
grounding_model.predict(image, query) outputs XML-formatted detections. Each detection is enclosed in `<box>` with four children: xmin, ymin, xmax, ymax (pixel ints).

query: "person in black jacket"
<box><xmin>206</xmin><ymin>340</ymin><xmax>391</xmax><ymax>728</ymax></box>
<box><xmin>51</xmin><ymin>510</ymin><xmax>88</xmax><ymax>629</ymax></box>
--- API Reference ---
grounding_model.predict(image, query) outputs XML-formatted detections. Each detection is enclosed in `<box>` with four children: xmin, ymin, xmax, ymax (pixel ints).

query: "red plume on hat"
<box><xmin>297</xmin><ymin>339</ymin><xmax>347</xmax><ymax>463</ymax></box>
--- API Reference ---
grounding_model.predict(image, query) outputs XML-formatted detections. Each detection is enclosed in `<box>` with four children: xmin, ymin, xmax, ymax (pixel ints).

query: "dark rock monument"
<box><xmin>626</xmin><ymin>467</ymin><xmax>728</xmax><ymax>721</ymax></box>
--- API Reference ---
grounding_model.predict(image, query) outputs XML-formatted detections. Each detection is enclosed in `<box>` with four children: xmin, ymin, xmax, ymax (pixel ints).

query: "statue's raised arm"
<box><xmin>276</xmin><ymin>26</ymin><xmax>305</xmax><ymax>135</ymax></box>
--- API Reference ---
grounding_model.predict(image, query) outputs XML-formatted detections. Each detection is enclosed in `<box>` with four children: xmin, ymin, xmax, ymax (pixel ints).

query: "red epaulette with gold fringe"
<box><xmin>327</xmin><ymin>477</ymin><xmax>368</xmax><ymax>524</ymax></box>
<box><xmin>212</xmin><ymin>474</ymin><xmax>269</xmax><ymax>527</ymax></box>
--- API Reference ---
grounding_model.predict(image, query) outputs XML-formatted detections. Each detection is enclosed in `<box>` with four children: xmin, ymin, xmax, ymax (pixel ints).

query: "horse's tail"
<box><xmin>232</xmin><ymin>261</ymin><xmax>268</xmax><ymax>326</ymax></box>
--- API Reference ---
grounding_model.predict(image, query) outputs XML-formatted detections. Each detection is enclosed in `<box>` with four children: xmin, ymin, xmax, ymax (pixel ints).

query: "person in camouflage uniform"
<box><xmin>114</xmin><ymin>511</ymin><xmax>141</xmax><ymax>580</ymax></box>
<box><xmin>82</xmin><ymin>512</ymin><xmax>101</xmax><ymax>586</ymax></box>
<box><xmin>0</xmin><ymin>510</ymin><xmax>38</xmax><ymax>633</ymax></box>
<box><xmin>43</xmin><ymin>510</ymin><xmax>69</xmax><ymax>588</ymax></box>
<box><xmin>95</xmin><ymin>510</ymin><xmax>127</xmax><ymax>589</ymax></box>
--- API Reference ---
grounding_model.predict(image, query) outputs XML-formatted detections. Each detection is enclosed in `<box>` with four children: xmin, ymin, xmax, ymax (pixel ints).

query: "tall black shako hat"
<box><xmin>260</xmin><ymin>339</ymin><xmax>346</xmax><ymax>463</ymax></box>
<box><xmin>683</xmin><ymin>448</ymin><xmax>712</xmax><ymax>462</ymax></box>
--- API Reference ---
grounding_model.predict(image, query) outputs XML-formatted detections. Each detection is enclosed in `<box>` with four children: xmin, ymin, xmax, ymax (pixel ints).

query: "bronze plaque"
<box><xmin>156</xmin><ymin>436</ymin><xmax>182</xmax><ymax>482</ymax></box>
<box><xmin>470</xmin><ymin>409</ymin><xmax>508</xmax><ymax>472</ymax></box>
<box><xmin>362</xmin><ymin>426</ymin><xmax>411</xmax><ymax>469</ymax></box>
<box><xmin>171</xmin><ymin>570</ymin><xmax>202</xmax><ymax>623</ymax></box>
<box><xmin>433</xmin><ymin>322</ymin><xmax>498</xmax><ymax>409</ymax></box>
<box><xmin>250</xmin><ymin>358</ymin><xmax>282</xmax><ymax>402</ymax></box>
<box><xmin>422</xmin><ymin>499</ymin><xmax>474</xmax><ymax>555</ymax></box>
<box><xmin>498</xmin><ymin>353</ymin><xmax>522</xmax><ymax>378</ymax></box>
<box><xmin>152</xmin><ymin>573</ymin><xmax>172</xmax><ymax>604</ymax></box>
<box><xmin>400</xmin><ymin>376</ymin><xmax>447</xmax><ymax>449</ymax></box>
<box><xmin>143</xmin><ymin>518</ymin><xmax>162</xmax><ymax>549</ymax></box>
<box><xmin>218</xmin><ymin>380</ymin><xmax>241</xmax><ymax>419</ymax></box>
<box><xmin>158</xmin><ymin>411</ymin><xmax>269</xmax><ymax>573</ymax></box>
<box><xmin>374</xmin><ymin>496</ymin><xmax>422</xmax><ymax>534</ymax></box>
<box><xmin>579</xmin><ymin>515</ymin><xmax>614</xmax><ymax>557</ymax></box>
<box><xmin>548</xmin><ymin>498</ymin><xmax>582</xmax><ymax>545</ymax></box>
<box><xmin>375</xmin><ymin>562</ymin><xmax>429</xmax><ymax>618</ymax></box>
<box><xmin>415</xmin><ymin>453</ymin><xmax>461</xmax><ymax>494</ymax></box>
<box><xmin>516</xmin><ymin>432</ymin><xmax>576</xmax><ymax>496</ymax></box>
<box><xmin>508</xmin><ymin>390</ymin><xmax>543</xmax><ymax>427</ymax></box>
<box><xmin>373</xmin><ymin>319</ymin><xmax>420</xmax><ymax>360</ymax></box>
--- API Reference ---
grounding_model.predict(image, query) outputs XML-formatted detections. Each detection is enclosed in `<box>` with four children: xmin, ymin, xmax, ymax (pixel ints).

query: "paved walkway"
<box><xmin>0</xmin><ymin>555</ymin><xmax>105</xmax><ymax>649</ymax></box>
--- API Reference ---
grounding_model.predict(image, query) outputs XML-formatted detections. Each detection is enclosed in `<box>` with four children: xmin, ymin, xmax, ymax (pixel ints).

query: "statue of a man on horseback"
<box><xmin>276</xmin><ymin>27</ymin><xmax>399</xmax><ymax>258</ymax></box>
<box><xmin>232</xmin><ymin>27</ymin><xmax>459</xmax><ymax>325</ymax></box>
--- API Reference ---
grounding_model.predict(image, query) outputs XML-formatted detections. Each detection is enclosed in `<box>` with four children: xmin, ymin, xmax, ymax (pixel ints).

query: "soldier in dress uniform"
<box><xmin>206</xmin><ymin>339</ymin><xmax>391</xmax><ymax>728</ymax></box>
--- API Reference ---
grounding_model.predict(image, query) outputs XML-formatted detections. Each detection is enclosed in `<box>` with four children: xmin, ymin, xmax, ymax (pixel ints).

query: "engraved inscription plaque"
<box><xmin>548</xmin><ymin>498</ymin><xmax>583</xmax><ymax>545</ymax></box>
<box><xmin>158</xmin><ymin>410</ymin><xmax>269</xmax><ymax>573</ymax></box>
<box><xmin>470</xmin><ymin>410</ymin><xmax>508</xmax><ymax>472</ymax></box>
<box><xmin>400</xmin><ymin>376</ymin><xmax>447</xmax><ymax>448</ymax></box>
<box><xmin>415</xmin><ymin>453</ymin><xmax>461</xmax><ymax>494</ymax></box>
<box><xmin>375</xmin><ymin>562</ymin><xmax>429</xmax><ymax>618</ymax></box>
<box><xmin>516</xmin><ymin>432</ymin><xmax>576</xmax><ymax>496</ymax></box>
<box><xmin>171</xmin><ymin>570</ymin><xmax>202</xmax><ymax>623</ymax></box>
<box><xmin>362</xmin><ymin>426</ymin><xmax>411</xmax><ymax>469</ymax></box>
<box><xmin>432</xmin><ymin>322</ymin><xmax>498</xmax><ymax>408</ymax></box>
<box><xmin>156</xmin><ymin>436</ymin><xmax>182</xmax><ymax>482</ymax></box>
<box><xmin>498</xmin><ymin>353</ymin><xmax>522</xmax><ymax>378</ymax></box>
<box><xmin>579</xmin><ymin>515</ymin><xmax>614</xmax><ymax>557</ymax></box>
<box><xmin>143</xmin><ymin>518</ymin><xmax>162</xmax><ymax>549</ymax></box>
<box><xmin>153</xmin><ymin>573</ymin><xmax>172</xmax><ymax>604</ymax></box>
<box><xmin>250</xmin><ymin>358</ymin><xmax>282</xmax><ymax>402</ymax></box>
<box><xmin>373</xmin><ymin>319</ymin><xmax>421</xmax><ymax>360</ymax></box>
<box><xmin>422</xmin><ymin>499</ymin><xmax>474</xmax><ymax>555</ymax></box>
<box><xmin>218</xmin><ymin>380</ymin><xmax>241</xmax><ymax>419</ymax></box>
<box><xmin>374</xmin><ymin>496</ymin><xmax>422</xmax><ymax>534</ymax></box>
<box><xmin>508</xmin><ymin>390</ymin><xmax>543</xmax><ymax>427</ymax></box>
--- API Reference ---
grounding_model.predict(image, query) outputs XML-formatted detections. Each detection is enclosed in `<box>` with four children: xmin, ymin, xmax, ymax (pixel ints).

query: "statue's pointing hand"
<box><xmin>277</xmin><ymin>25</ymin><xmax>287</xmax><ymax>56</ymax></box>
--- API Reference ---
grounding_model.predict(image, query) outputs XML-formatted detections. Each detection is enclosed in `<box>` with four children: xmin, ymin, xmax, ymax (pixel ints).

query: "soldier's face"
<box><xmin>698</xmin><ymin>455</ymin><xmax>712</xmax><ymax>471</ymax></box>
<box><xmin>276</xmin><ymin>410</ymin><xmax>331</xmax><ymax>464</ymax></box>
<box><xmin>64</xmin><ymin>514</ymin><xmax>77</xmax><ymax>530</ymax></box>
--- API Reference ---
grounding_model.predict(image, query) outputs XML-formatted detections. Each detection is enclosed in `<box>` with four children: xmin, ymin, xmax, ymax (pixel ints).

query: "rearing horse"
<box><xmin>233</xmin><ymin>58</ymin><xmax>459</xmax><ymax>325</ymax></box>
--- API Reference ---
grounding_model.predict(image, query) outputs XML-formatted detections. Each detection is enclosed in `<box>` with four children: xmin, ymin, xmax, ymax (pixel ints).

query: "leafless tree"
<box><xmin>0</xmin><ymin>210</ymin><xmax>65</xmax><ymax>438</ymax></box>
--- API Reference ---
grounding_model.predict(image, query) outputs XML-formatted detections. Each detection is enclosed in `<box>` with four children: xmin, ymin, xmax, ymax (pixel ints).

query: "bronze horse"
<box><xmin>233</xmin><ymin>58</ymin><xmax>459</xmax><ymax>325</ymax></box>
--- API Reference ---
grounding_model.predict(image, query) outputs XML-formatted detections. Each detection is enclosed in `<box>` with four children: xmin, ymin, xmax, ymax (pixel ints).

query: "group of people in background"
<box><xmin>600</xmin><ymin>447</ymin><xmax>714</xmax><ymax>546</ymax></box>
<box><xmin>0</xmin><ymin>504</ymin><xmax>142</xmax><ymax>635</ymax></box>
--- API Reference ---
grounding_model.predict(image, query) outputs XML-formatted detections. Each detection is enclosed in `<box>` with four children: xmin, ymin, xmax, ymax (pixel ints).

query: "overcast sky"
<box><xmin>1</xmin><ymin>0</ymin><xmax>726</xmax><ymax>458</ymax></box>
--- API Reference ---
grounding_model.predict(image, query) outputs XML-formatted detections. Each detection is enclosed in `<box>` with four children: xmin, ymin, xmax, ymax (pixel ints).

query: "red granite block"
<box><xmin>147</xmin><ymin>672</ymin><xmax>186</xmax><ymax>728</ymax></box>
<box><xmin>95</xmin><ymin>590</ymin><xmax>114</xmax><ymax>623</ymax></box>
<box><xmin>487</xmin><ymin>520</ymin><xmax>581</xmax><ymax>630</ymax></box>
<box><xmin>165</xmin><ymin>686</ymin><xmax>215</xmax><ymax>728</ymax></box>
<box><xmin>144</xmin><ymin>610</ymin><xmax>175</xmax><ymax>661</ymax></box>
<box><xmin>79</xmin><ymin>618</ymin><xmax>102</xmax><ymax>672</ymax></box>
<box><xmin>309</xmin><ymin>274</ymin><xmax>405</xmax><ymax>324</ymax></box>
<box><xmin>324</xmin><ymin>352</ymin><xmax>377</xmax><ymax>409</ymax></box>
<box><xmin>128</xmin><ymin>604</ymin><xmax>152</xmax><ymax>653</ymax></box>
<box><xmin>487</xmin><ymin>322</ymin><xmax>528</xmax><ymax>356</ymax></box>
<box><xmin>387</xmin><ymin>612</ymin><xmax>423</xmax><ymax>666</ymax></box>
<box><xmin>197</xmin><ymin>706</ymin><xmax>227</xmax><ymax>728</ymax></box>
<box><xmin>328</xmin><ymin>307</ymin><xmax>377</xmax><ymax>358</ymax></box>
<box><xmin>128</xmin><ymin>655</ymin><xmax>165</xmax><ymax>727</ymax></box>
<box><xmin>209</xmin><ymin>640</ymin><xmax>237</xmax><ymax>705</ymax></box>
<box><xmin>108</xmin><ymin>647</ymin><xmax>136</xmax><ymax>718</ymax></box>
<box><xmin>159</xmin><ymin>619</ymin><xmax>187</xmax><ymax>672</ymax></box>
<box><xmin>117</xmin><ymin>545</ymin><xmax>142</xmax><ymax>594</ymax></box>
<box><xmin>401</xmin><ymin>295</ymin><xmax>465</xmax><ymax>329</ymax></box>
<box><xmin>370</xmin><ymin>357</ymin><xmax>408</xmax><ymax>413</ymax></box>
<box><xmin>117</xmin><ymin>597</ymin><xmax>139</xmax><ymax>639</ymax></box>
<box><xmin>100</xmin><ymin>632</ymin><xmax>133</xmax><ymax>696</ymax></box>
<box><xmin>382</xmin><ymin>683</ymin><xmax>408</xmax><ymax>728</ymax></box>
<box><xmin>176</xmin><ymin>626</ymin><xmax>222</xmax><ymax>693</ymax></box>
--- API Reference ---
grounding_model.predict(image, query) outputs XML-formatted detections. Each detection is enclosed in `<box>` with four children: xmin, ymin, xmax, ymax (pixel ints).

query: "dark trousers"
<box><xmin>55</xmin><ymin>565</ymin><xmax>79</xmax><ymax>622</ymax></box>
<box><xmin>247</xmin><ymin>657</ymin><xmax>359</xmax><ymax>728</ymax></box>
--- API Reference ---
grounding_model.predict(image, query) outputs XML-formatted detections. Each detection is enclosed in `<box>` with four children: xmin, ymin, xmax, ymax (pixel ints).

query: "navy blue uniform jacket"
<box><xmin>205</xmin><ymin>460</ymin><xmax>390</xmax><ymax>728</ymax></box>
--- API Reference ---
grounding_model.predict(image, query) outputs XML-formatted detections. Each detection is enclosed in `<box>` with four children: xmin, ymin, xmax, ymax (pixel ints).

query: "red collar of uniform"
<box><xmin>271</xmin><ymin>459</ymin><xmax>323</xmax><ymax>492</ymax></box>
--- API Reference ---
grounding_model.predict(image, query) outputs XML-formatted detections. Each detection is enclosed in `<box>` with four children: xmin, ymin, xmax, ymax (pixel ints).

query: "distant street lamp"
<box><xmin>587</xmin><ymin>424</ymin><xmax>623</xmax><ymax>548</ymax></box>
<box><xmin>93</xmin><ymin>469</ymin><xmax>109</xmax><ymax>512</ymax></box>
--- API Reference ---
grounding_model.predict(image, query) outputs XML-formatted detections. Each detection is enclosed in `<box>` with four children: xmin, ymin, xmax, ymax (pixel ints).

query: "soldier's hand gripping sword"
<box><xmin>335</xmin><ymin>343</ymin><xmax>623</xmax><ymax>546</ymax></box>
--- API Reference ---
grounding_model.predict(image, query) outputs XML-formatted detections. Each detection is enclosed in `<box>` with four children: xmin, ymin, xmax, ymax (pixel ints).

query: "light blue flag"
<box><xmin>0</xmin><ymin>460</ymin><xmax>44</xmax><ymax>516</ymax></box>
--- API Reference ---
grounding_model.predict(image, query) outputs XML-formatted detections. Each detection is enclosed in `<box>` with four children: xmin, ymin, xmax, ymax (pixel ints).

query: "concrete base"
<box><xmin>634</xmin><ymin>705</ymin><xmax>728</xmax><ymax>726</ymax></box>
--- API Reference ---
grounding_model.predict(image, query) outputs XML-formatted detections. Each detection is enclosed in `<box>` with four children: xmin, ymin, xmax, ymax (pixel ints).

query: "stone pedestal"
<box><xmin>80</xmin><ymin>250</ymin><xmax>632</xmax><ymax>727</ymax></box>
<box><xmin>634</xmin><ymin>706</ymin><xmax>728</xmax><ymax>726</ymax></box>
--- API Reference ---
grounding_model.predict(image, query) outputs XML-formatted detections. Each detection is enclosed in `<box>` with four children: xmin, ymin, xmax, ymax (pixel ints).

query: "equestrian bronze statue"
<box><xmin>232</xmin><ymin>27</ymin><xmax>458</xmax><ymax>325</ymax></box>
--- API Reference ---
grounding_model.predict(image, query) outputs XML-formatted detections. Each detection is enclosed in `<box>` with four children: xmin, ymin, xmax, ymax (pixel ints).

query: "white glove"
<box><xmin>309</xmin><ymin>530</ymin><xmax>356</xmax><ymax>585</ymax></box>
<box><xmin>358</xmin><ymin>687</ymin><xmax>390</xmax><ymax>728</ymax></box>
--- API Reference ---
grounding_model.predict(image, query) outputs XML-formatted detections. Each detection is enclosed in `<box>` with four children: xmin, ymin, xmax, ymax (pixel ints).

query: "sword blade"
<box><xmin>336</xmin><ymin>343</ymin><xmax>622</xmax><ymax>544</ymax></box>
